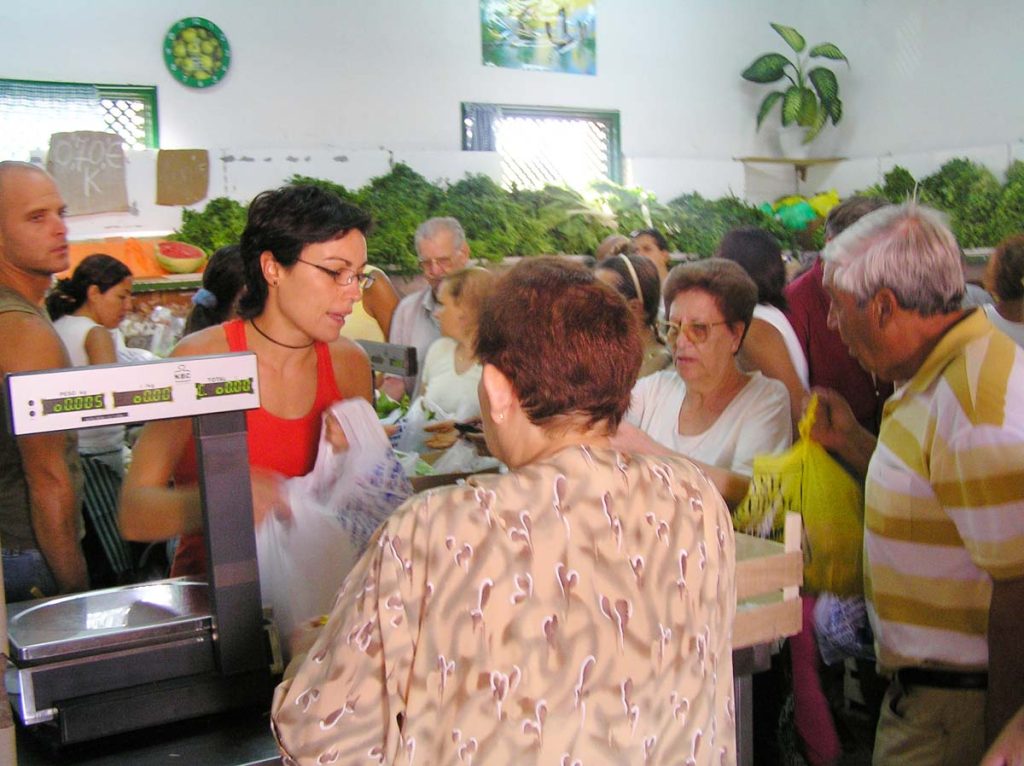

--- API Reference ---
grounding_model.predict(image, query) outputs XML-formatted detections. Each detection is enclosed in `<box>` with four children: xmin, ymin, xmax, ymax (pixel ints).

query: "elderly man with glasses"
<box><xmin>812</xmin><ymin>202</ymin><xmax>1024</xmax><ymax>765</ymax></box>
<box><xmin>382</xmin><ymin>217</ymin><xmax>470</xmax><ymax>397</ymax></box>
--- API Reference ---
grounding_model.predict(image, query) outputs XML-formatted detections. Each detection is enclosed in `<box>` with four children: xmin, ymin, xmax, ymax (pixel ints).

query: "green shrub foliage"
<box><xmin>172</xmin><ymin>157</ymin><xmax>1021</xmax><ymax>272</ymax></box>
<box><xmin>167</xmin><ymin>197</ymin><xmax>248</xmax><ymax>256</ymax></box>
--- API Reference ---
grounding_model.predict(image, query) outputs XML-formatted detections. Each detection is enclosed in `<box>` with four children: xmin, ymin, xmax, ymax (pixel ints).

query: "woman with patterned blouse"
<box><xmin>272</xmin><ymin>257</ymin><xmax>737</xmax><ymax>765</ymax></box>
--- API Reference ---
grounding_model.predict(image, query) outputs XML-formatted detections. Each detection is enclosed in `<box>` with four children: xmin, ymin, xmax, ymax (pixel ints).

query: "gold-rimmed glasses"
<box><xmin>295</xmin><ymin>259</ymin><xmax>375</xmax><ymax>289</ymax></box>
<box><xmin>659</xmin><ymin>319</ymin><xmax>730</xmax><ymax>345</ymax></box>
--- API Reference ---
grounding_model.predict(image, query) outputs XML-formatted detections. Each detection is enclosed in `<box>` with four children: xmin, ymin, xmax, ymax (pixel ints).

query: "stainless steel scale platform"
<box><xmin>3</xmin><ymin>353</ymin><xmax>276</xmax><ymax>747</ymax></box>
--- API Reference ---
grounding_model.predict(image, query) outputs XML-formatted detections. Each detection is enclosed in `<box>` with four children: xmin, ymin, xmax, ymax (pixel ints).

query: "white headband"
<box><xmin>617</xmin><ymin>253</ymin><xmax>643</xmax><ymax>300</ymax></box>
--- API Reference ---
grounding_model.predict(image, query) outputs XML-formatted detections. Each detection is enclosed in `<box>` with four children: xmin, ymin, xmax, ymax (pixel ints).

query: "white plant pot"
<box><xmin>775</xmin><ymin>124</ymin><xmax>838</xmax><ymax>160</ymax></box>
<box><xmin>776</xmin><ymin>125</ymin><xmax>812</xmax><ymax>159</ymax></box>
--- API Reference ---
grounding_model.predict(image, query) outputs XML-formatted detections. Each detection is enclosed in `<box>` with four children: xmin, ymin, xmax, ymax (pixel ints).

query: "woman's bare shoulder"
<box><xmin>327</xmin><ymin>335</ymin><xmax>372</xmax><ymax>401</ymax></box>
<box><xmin>172</xmin><ymin>324</ymin><xmax>229</xmax><ymax>357</ymax></box>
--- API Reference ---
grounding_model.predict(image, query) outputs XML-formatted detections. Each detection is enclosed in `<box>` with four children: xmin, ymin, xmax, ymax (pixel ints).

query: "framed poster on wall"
<box><xmin>481</xmin><ymin>1</ymin><xmax>596</xmax><ymax>75</ymax></box>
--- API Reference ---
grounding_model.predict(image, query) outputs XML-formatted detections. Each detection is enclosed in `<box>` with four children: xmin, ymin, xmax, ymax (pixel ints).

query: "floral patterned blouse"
<box><xmin>272</xmin><ymin>445</ymin><xmax>736</xmax><ymax>765</ymax></box>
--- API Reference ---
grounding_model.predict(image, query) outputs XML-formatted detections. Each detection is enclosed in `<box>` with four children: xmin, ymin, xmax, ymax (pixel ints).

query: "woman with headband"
<box><xmin>594</xmin><ymin>253</ymin><xmax>672</xmax><ymax>377</ymax></box>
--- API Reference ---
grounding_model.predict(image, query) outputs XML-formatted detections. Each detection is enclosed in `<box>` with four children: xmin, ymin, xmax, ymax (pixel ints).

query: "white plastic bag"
<box><xmin>430</xmin><ymin>439</ymin><xmax>503</xmax><ymax>475</ymax></box>
<box><xmin>256</xmin><ymin>503</ymin><xmax>357</xmax><ymax>662</ymax></box>
<box><xmin>287</xmin><ymin>398</ymin><xmax>413</xmax><ymax>554</ymax></box>
<box><xmin>257</xmin><ymin>399</ymin><xmax>412</xmax><ymax>659</ymax></box>
<box><xmin>394</xmin><ymin>396</ymin><xmax>454</xmax><ymax>454</ymax></box>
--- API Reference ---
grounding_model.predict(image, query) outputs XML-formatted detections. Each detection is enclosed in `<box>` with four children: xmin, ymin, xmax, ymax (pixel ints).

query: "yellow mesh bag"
<box><xmin>733</xmin><ymin>394</ymin><xmax>865</xmax><ymax>596</ymax></box>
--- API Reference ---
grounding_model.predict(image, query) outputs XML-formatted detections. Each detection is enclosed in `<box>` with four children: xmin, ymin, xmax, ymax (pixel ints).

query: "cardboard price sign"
<box><xmin>47</xmin><ymin>131</ymin><xmax>129</xmax><ymax>216</ymax></box>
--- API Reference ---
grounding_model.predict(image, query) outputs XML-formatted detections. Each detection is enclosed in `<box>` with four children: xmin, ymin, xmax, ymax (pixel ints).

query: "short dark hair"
<box><xmin>986</xmin><ymin>233</ymin><xmax>1024</xmax><ymax>302</ymax></box>
<box><xmin>475</xmin><ymin>257</ymin><xmax>641</xmax><ymax>431</ymax></box>
<box><xmin>45</xmin><ymin>253</ymin><xmax>132</xmax><ymax>321</ymax></box>
<box><xmin>824</xmin><ymin>196</ymin><xmax>888</xmax><ymax>241</ymax></box>
<box><xmin>184</xmin><ymin>244</ymin><xmax>245</xmax><ymax>334</ymax></box>
<box><xmin>716</xmin><ymin>226</ymin><xmax>787</xmax><ymax>311</ymax></box>
<box><xmin>595</xmin><ymin>253</ymin><xmax>662</xmax><ymax>330</ymax></box>
<box><xmin>630</xmin><ymin>227</ymin><xmax>670</xmax><ymax>252</ymax></box>
<box><xmin>663</xmin><ymin>258</ymin><xmax>759</xmax><ymax>332</ymax></box>
<box><xmin>238</xmin><ymin>185</ymin><xmax>372</xmax><ymax>318</ymax></box>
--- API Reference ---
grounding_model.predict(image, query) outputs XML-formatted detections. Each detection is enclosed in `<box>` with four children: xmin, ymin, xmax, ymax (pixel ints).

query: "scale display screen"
<box><xmin>112</xmin><ymin>386</ymin><xmax>174</xmax><ymax>408</ymax></box>
<box><xmin>5</xmin><ymin>353</ymin><xmax>260</xmax><ymax>436</ymax></box>
<box><xmin>195</xmin><ymin>378</ymin><xmax>253</xmax><ymax>399</ymax></box>
<box><xmin>41</xmin><ymin>394</ymin><xmax>106</xmax><ymax>415</ymax></box>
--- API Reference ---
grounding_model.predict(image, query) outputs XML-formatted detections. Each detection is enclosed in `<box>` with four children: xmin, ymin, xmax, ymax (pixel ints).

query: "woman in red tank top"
<box><xmin>119</xmin><ymin>186</ymin><xmax>374</xmax><ymax>577</ymax></box>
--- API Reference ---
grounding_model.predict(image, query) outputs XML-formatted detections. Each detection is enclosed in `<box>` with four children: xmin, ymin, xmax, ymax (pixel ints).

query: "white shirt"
<box><xmin>419</xmin><ymin>336</ymin><xmax>482</xmax><ymax>421</ymax></box>
<box><xmin>983</xmin><ymin>303</ymin><xmax>1024</xmax><ymax>348</ymax></box>
<box><xmin>627</xmin><ymin>369</ymin><xmax>792</xmax><ymax>475</ymax></box>
<box><xmin>753</xmin><ymin>303</ymin><xmax>809</xmax><ymax>389</ymax></box>
<box><xmin>388</xmin><ymin>287</ymin><xmax>441</xmax><ymax>394</ymax></box>
<box><xmin>52</xmin><ymin>315</ymin><xmax>125</xmax><ymax>454</ymax></box>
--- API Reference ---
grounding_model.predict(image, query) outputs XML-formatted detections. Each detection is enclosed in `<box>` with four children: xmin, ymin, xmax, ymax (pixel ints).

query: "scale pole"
<box><xmin>0</xmin><ymin>548</ymin><xmax>16</xmax><ymax>765</ymax></box>
<box><xmin>193</xmin><ymin>411</ymin><xmax>266</xmax><ymax>676</ymax></box>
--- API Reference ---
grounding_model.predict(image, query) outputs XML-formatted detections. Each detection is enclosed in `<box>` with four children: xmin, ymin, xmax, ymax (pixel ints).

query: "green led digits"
<box><xmin>112</xmin><ymin>386</ymin><xmax>173</xmax><ymax>408</ymax></box>
<box><xmin>41</xmin><ymin>394</ymin><xmax>105</xmax><ymax>415</ymax></box>
<box><xmin>195</xmin><ymin>378</ymin><xmax>253</xmax><ymax>399</ymax></box>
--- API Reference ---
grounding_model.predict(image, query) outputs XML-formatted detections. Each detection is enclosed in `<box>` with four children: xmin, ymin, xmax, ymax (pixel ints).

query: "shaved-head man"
<box><xmin>0</xmin><ymin>161</ymin><xmax>88</xmax><ymax>600</ymax></box>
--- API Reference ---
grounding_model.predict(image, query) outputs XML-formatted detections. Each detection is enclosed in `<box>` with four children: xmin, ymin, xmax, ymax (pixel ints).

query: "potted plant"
<box><xmin>741</xmin><ymin>23</ymin><xmax>848</xmax><ymax>149</ymax></box>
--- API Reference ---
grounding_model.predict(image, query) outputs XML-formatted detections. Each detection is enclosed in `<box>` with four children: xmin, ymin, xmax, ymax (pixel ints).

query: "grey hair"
<box><xmin>822</xmin><ymin>202</ymin><xmax>964</xmax><ymax>316</ymax></box>
<box><xmin>414</xmin><ymin>216</ymin><xmax>466</xmax><ymax>254</ymax></box>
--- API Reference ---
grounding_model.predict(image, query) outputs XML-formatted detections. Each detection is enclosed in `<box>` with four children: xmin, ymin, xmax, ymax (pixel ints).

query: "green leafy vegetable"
<box><xmin>168</xmin><ymin>197</ymin><xmax>248</xmax><ymax>255</ymax></box>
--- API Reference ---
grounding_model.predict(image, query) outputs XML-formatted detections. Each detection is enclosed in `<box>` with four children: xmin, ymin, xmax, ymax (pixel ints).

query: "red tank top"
<box><xmin>170</xmin><ymin>319</ymin><xmax>343</xmax><ymax>577</ymax></box>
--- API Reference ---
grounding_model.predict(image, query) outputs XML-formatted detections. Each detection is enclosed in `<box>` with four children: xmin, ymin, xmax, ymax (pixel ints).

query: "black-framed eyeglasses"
<box><xmin>295</xmin><ymin>259</ymin><xmax>375</xmax><ymax>289</ymax></box>
<box><xmin>658</xmin><ymin>320</ymin><xmax>730</xmax><ymax>345</ymax></box>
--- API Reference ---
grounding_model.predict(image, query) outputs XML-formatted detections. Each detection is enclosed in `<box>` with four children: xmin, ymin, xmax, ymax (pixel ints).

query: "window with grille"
<box><xmin>462</xmin><ymin>103</ymin><xmax>621</xmax><ymax>191</ymax></box>
<box><xmin>0</xmin><ymin>79</ymin><xmax>159</xmax><ymax>162</ymax></box>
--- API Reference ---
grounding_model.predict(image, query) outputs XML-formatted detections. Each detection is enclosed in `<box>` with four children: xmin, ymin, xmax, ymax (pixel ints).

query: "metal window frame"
<box><xmin>0</xmin><ymin>78</ymin><xmax>160</xmax><ymax>149</ymax></box>
<box><xmin>461</xmin><ymin>102</ymin><xmax>621</xmax><ymax>184</ymax></box>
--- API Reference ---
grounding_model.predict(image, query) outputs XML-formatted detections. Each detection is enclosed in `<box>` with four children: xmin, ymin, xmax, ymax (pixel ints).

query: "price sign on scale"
<box><xmin>4</xmin><ymin>352</ymin><xmax>260</xmax><ymax>436</ymax></box>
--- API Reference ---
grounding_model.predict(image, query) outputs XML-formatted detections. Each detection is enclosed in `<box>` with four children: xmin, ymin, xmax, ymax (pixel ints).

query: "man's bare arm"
<box><xmin>0</xmin><ymin>312</ymin><xmax>87</xmax><ymax>593</ymax></box>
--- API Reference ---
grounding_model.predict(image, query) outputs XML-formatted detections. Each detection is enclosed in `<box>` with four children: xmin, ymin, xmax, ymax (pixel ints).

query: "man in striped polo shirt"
<box><xmin>809</xmin><ymin>202</ymin><xmax>1024</xmax><ymax>765</ymax></box>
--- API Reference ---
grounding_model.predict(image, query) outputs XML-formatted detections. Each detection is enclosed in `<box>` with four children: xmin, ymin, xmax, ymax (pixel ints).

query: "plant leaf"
<box><xmin>803</xmin><ymin>109</ymin><xmax>828</xmax><ymax>144</ymax></box>
<box><xmin>756</xmin><ymin>91</ymin><xmax>785</xmax><ymax>129</ymax></box>
<box><xmin>781</xmin><ymin>86</ymin><xmax>804</xmax><ymax>127</ymax></box>
<box><xmin>797</xmin><ymin>88</ymin><xmax>819</xmax><ymax>127</ymax></box>
<box><xmin>809</xmin><ymin>43</ymin><xmax>848</xmax><ymax>65</ymax></box>
<box><xmin>742</xmin><ymin>53</ymin><xmax>791</xmax><ymax>83</ymax></box>
<box><xmin>828</xmin><ymin>97</ymin><xmax>843</xmax><ymax>124</ymax></box>
<box><xmin>771</xmin><ymin>23</ymin><xmax>806</xmax><ymax>53</ymax></box>
<box><xmin>809</xmin><ymin>67</ymin><xmax>840</xmax><ymax>108</ymax></box>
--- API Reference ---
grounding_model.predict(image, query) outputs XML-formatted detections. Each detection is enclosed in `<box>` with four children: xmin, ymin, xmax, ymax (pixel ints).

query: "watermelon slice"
<box><xmin>156</xmin><ymin>241</ymin><xmax>207</xmax><ymax>274</ymax></box>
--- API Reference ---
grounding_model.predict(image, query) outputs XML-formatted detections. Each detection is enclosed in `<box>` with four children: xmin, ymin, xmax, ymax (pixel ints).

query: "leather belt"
<box><xmin>896</xmin><ymin>667</ymin><xmax>988</xmax><ymax>691</ymax></box>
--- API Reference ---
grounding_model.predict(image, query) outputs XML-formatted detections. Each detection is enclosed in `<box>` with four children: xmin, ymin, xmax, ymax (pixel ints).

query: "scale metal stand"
<box><xmin>2</xmin><ymin>353</ymin><xmax>276</xmax><ymax>748</ymax></box>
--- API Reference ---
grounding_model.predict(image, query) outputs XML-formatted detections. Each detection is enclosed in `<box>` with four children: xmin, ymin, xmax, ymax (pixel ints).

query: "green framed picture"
<box><xmin>163</xmin><ymin>17</ymin><xmax>231</xmax><ymax>89</ymax></box>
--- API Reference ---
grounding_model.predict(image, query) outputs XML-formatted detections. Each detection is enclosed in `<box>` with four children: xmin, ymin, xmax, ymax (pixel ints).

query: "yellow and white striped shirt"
<box><xmin>865</xmin><ymin>309</ymin><xmax>1024</xmax><ymax>671</ymax></box>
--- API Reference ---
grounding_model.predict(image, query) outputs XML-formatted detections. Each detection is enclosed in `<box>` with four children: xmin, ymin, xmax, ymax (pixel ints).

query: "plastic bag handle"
<box><xmin>797</xmin><ymin>392</ymin><xmax>819</xmax><ymax>443</ymax></box>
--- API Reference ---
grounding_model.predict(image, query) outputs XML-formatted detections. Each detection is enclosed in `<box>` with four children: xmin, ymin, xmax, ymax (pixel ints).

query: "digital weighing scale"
<box><xmin>3</xmin><ymin>353</ymin><xmax>278</xmax><ymax>745</ymax></box>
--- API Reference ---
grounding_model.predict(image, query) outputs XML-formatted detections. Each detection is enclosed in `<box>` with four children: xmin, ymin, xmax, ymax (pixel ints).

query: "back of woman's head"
<box><xmin>238</xmin><ymin>185</ymin><xmax>372</xmax><ymax>318</ymax></box>
<box><xmin>442</xmin><ymin>267</ymin><xmax>496</xmax><ymax>339</ymax></box>
<box><xmin>46</xmin><ymin>253</ymin><xmax>132</xmax><ymax>321</ymax></box>
<box><xmin>595</xmin><ymin>253</ymin><xmax>661</xmax><ymax>329</ymax></box>
<box><xmin>716</xmin><ymin>226</ymin><xmax>787</xmax><ymax>311</ymax></box>
<box><xmin>985</xmin><ymin>234</ymin><xmax>1024</xmax><ymax>303</ymax></box>
<box><xmin>476</xmin><ymin>257</ymin><xmax>642</xmax><ymax>431</ymax></box>
<box><xmin>184</xmin><ymin>244</ymin><xmax>245</xmax><ymax>335</ymax></box>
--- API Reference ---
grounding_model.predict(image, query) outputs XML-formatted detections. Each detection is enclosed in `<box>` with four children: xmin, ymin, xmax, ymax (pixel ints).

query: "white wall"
<box><xmin>3</xmin><ymin>0</ymin><xmax>1023</xmax><ymax>237</ymax></box>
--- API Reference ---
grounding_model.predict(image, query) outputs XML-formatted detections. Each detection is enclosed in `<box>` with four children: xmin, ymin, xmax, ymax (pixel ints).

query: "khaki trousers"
<box><xmin>873</xmin><ymin>681</ymin><xmax>986</xmax><ymax>766</ymax></box>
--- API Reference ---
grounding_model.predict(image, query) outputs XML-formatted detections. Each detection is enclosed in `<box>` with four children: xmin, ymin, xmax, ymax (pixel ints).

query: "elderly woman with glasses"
<box><xmin>272</xmin><ymin>258</ymin><xmax>737</xmax><ymax>765</ymax></box>
<box><xmin>621</xmin><ymin>258</ymin><xmax>792</xmax><ymax>492</ymax></box>
<box><xmin>120</xmin><ymin>185</ymin><xmax>374</xmax><ymax>576</ymax></box>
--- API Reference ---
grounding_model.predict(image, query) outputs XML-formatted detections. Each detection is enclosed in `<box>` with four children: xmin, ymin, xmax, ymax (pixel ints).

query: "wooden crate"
<box><xmin>733</xmin><ymin>512</ymin><xmax>803</xmax><ymax>649</ymax></box>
